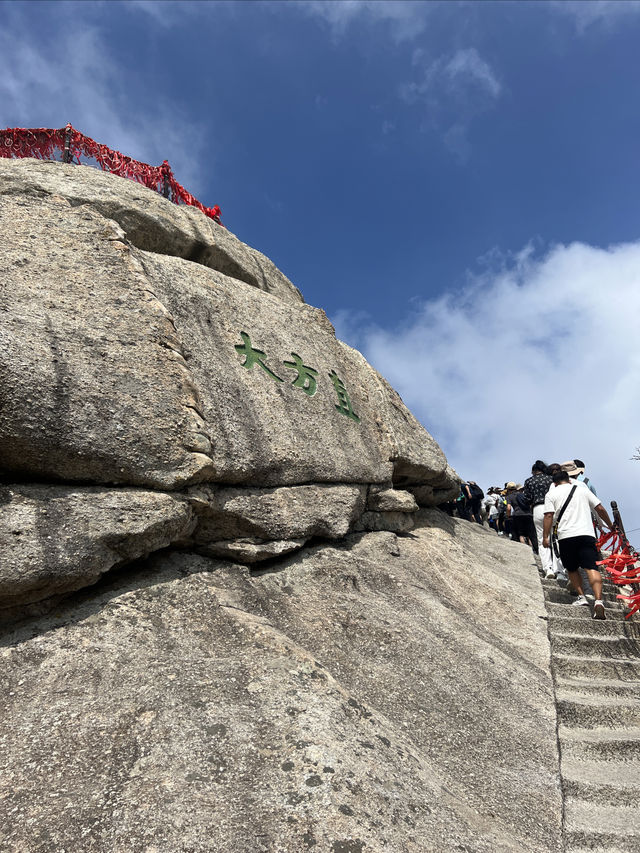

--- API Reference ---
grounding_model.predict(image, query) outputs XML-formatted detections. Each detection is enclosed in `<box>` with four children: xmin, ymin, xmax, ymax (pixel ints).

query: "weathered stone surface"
<box><xmin>190</xmin><ymin>484</ymin><xmax>367</xmax><ymax>542</ymax></box>
<box><xmin>0</xmin><ymin>513</ymin><xmax>562</xmax><ymax>852</ymax></box>
<box><xmin>199</xmin><ymin>537</ymin><xmax>306</xmax><ymax>563</ymax></box>
<box><xmin>367</xmin><ymin>486</ymin><xmax>418</xmax><ymax>512</ymax></box>
<box><xmin>353</xmin><ymin>510</ymin><xmax>416</xmax><ymax>533</ymax></box>
<box><xmin>141</xmin><ymin>252</ymin><xmax>398</xmax><ymax>486</ymax></box>
<box><xmin>0</xmin><ymin>158</ymin><xmax>303</xmax><ymax>304</ymax></box>
<box><xmin>141</xmin><ymin>251</ymin><xmax>455</xmax><ymax>491</ymax></box>
<box><xmin>407</xmin><ymin>484</ymin><xmax>435</xmax><ymax>506</ymax></box>
<box><xmin>0</xmin><ymin>193</ymin><xmax>214</xmax><ymax>488</ymax></box>
<box><xmin>0</xmin><ymin>484</ymin><xmax>194</xmax><ymax>611</ymax></box>
<box><xmin>345</xmin><ymin>348</ymin><xmax>453</xmax><ymax>489</ymax></box>
<box><xmin>1</xmin><ymin>161</ymin><xmax>456</xmax><ymax>498</ymax></box>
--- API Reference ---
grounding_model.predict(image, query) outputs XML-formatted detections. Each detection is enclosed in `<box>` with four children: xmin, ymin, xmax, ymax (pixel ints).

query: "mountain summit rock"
<box><xmin>0</xmin><ymin>159</ymin><xmax>458</xmax><ymax>610</ymax></box>
<box><xmin>0</xmin><ymin>160</ymin><xmax>562</xmax><ymax>852</ymax></box>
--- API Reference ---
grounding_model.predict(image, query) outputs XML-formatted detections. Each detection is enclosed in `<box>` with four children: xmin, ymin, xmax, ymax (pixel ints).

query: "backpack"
<box><xmin>515</xmin><ymin>492</ymin><xmax>532</xmax><ymax>513</ymax></box>
<box><xmin>468</xmin><ymin>483</ymin><xmax>484</xmax><ymax>500</ymax></box>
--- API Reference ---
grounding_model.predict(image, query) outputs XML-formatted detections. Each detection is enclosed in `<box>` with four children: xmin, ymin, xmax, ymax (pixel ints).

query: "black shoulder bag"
<box><xmin>552</xmin><ymin>485</ymin><xmax>577</xmax><ymax>558</ymax></box>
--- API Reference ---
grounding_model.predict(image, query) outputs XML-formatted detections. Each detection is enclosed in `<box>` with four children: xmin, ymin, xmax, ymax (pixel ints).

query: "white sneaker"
<box><xmin>545</xmin><ymin>570</ymin><xmax>557</xmax><ymax>579</ymax></box>
<box><xmin>571</xmin><ymin>595</ymin><xmax>589</xmax><ymax>607</ymax></box>
<box><xmin>593</xmin><ymin>600</ymin><xmax>606</xmax><ymax>620</ymax></box>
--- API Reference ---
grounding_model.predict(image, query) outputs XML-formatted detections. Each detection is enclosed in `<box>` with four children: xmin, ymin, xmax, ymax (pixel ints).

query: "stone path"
<box><xmin>542</xmin><ymin>576</ymin><xmax>640</xmax><ymax>852</ymax></box>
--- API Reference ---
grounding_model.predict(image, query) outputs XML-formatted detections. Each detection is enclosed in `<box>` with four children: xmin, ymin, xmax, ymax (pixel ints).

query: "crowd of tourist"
<box><xmin>440</xmin><ymin>459</ymin><xmax>615</xmax><ymax>619</ymax></box>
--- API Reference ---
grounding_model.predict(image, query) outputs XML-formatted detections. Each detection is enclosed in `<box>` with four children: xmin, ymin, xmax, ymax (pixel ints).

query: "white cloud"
<box><xmin>0</xmin><ymin>5</ymin><xmax>207</xmax><ymax>192</ymax></box>
<box><xmin>444</xmin><ymin>48</ymin><xmax>501</xmax><ymax>99</ymax></box>
<box><xmin>400</xmin><ymin>47</ymin><xmax>502</xmax><ymax>159</ymax></box>
<box><xmin>334</xmin><ymin>240</ymin><xmax>640</xmax><ymax>537</ymax></box>
<box><xmin>297</xmin><ymin>0</ymin><xmax>434</xmax><ymax>42</ymax></box>
<box><xmin>550</xmin><ymin>0</ymin><xmax>640</xmax><ymax>32</ymax></box>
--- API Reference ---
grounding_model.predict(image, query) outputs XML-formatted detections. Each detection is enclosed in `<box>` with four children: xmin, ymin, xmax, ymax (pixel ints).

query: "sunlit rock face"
<box><xmin>0</xmin><ymin>159</ymin><xmax>458</xmax><ymax>608</ymax></box>
<box><xmin>0</xmin><ymin>161</ymin><xmax>563</xmax><ymax>853</ymax></box>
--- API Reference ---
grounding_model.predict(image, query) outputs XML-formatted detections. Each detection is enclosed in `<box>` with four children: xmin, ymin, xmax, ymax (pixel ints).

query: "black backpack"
<box><xmin>469</xmin><ymin>483</ymin><xmax>484</xmax><ymax>500</ymax></box>
<box><xmin>515</xmin><ymin>492</ymin><xmax>532</xmax><ymax>513</ymax></box>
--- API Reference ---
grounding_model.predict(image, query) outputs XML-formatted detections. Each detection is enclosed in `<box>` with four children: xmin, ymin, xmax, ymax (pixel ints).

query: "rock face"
<box><xmin>0</xmin><ymin>485</ymin><xmax>194</xmax><ymax>611</ymax></box>
<box><xmin>0</xmin><ymin>514</ymin><xmax>562</xmax><ymax>853</ymax></box>
<box><xmin>0</xmin><ymin>161</ymin><xmax>564</xmax><ymax>851</ymax></box>
<box><xmin>0</xmin><ymin>158</ymin><xmax>303</xmax><ymax>304</ymax></box>
<box><xmin>0</xmin><ymin>159</ymin><xmax>459</xmax><ymax>612</ymax></box>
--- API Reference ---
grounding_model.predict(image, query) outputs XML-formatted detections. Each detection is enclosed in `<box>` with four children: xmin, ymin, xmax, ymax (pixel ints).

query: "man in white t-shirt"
<box><xmin>542</xmin><ymin>469</ymin><xmax>614</xmax><ymax>619</ymax></box>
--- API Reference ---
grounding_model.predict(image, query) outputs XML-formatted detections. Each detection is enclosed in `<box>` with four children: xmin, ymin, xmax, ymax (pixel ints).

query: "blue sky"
<box><xmin>2</xmin><ymin>0</ymin><xmax>640</xmax><ymax>536</ymax></box>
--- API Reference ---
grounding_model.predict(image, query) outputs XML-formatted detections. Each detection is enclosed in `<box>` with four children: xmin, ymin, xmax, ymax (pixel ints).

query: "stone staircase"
<box><xmin>542</xmin><ymin>576</ymin><xmax>640</xmax><ymax>852</ymax></box>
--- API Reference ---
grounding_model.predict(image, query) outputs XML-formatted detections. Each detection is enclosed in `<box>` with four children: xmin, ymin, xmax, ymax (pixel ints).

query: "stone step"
<box><xmin>567</xmin><ymin>848</ymin><xmax>638</xmax><ymax>853</ymax></box>
<box><xmin>565</xmin><ymin>781</ymin><xmax>640</xmax><ymax>810</ymax></box>
<box><xmin>544</xmin><ymin>586</ymin><xmax>625</xmax><ymax>605</ymax></box>
<box><xmin>549</xmin><ymin>616</ymin><xmax>640</xmax><ymax>639</ymax></box>
<box><xmin>559</xmin><ymin>726</ymin><xmax>640</xmax><ymax>761</ymax></box>
<box><xmin>562</xmin><ymin>756</ymin><xmax>640</xmax><ymax>787</ymax></box>
<box><xmin>551</xmin><ymin>634</ymin><xmax>640</xmax><ymax>659</ymax></box>
<box><xmin>557</xmin><ymin>695</ymin><xmax>640</xmax><ymax>728</ymax></box>
<box><xmin>562</xmin><ymin>759</ymin><xmax>640</xmax><ymax>806</ymax></box>
<box><xmin>564</xmin><ymin>799</ymin><xmax>640</xmax><ymax>851</ymax></box>
<box><xmin>565</xmin><ymin>836</ymin><xmax>640</xmax><ymax>853</ymax></box>
<box><xmin>555</xmin><ymin>676</ymin><xmax>640</xmax><ymax>699</ymax></box>
<box><xmin>553</xmin><ymin>654</ymin><xmax>640</xmax><ymax>680</ymax></box>
<box><xmin>541</xmin><ymin>577</ymin><xmax>622</xmax><ymax>593</ymax></box>
<box><xmin>545</xmin><ymin>602</ymin><xmax>631</xmax><ymax>621</ymax></box>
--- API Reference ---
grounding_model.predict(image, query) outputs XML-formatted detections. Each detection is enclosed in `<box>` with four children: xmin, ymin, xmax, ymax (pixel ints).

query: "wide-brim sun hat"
<box><xmin>561</xmin><ymin>459</ymin><xmax>585</xmax><ymax>477</ymax></box>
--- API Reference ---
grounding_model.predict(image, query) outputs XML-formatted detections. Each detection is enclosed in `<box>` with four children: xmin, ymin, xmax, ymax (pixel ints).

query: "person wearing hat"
<box><xmin>542</xmin><ymin>468</ymin><xmax>614</xmax><ymax>619</ymax></box>
<box><xmin>561</xmin><ymin>459</ymin><xmax>598</xmax><ymax>496</ymax></box>
<box><xmin>562</xmin><ymin>459</ymin><xmax>603</xmax><ymax>534</ymax></box>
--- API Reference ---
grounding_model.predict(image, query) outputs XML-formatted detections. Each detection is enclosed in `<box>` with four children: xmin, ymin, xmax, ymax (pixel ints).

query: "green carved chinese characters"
<box><xmin>328</xmin><ymin>370</ymin><xmax>360</xmax><ymax>422</ymax></box>
<box><xmin>234</xmin><ymin>332</ymin><xmax>360</xmax><ymax>423</ymax></box>
<box><xmin>235</xmin><ymin>331</ymin><xmax>283</xmax><ymax>382</ymax></box>
<box><xmin>283</xmin><ymin>353</ymin><xmax>318</xmax><ymax>397</ymax></box>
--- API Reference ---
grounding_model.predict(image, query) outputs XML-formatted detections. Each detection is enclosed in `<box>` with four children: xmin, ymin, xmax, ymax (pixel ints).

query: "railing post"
<box><xmin>62</xmin><ymin>124</ymin><xmax>72</xmax><ymax>164</ymax></box>
<box><xmin>161</xmin><ymin>160</ymin><xmax>171</xmax><ymax>199</ymax></box>
<box><xmin>611</xmin><ymin>500</ymin><xmax>627</xmax><ymax>541</ymax></box>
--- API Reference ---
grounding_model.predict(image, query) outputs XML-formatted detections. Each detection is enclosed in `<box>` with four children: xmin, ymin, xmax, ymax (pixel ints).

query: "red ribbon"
<box><xmin>0</xmin><ymin>124</ymin><xmax>222</xmax><ymax>224</ymax></box>
<box><xmin>596</xmin><ymin>529</ymin><xmax>640</xmax><ymax>618</ymax></box>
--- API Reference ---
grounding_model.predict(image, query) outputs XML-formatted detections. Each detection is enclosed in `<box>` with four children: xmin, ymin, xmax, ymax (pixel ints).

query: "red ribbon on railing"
<box><xmin>596</xmin><ymin>529</ymin><xmax>640</xmax><ymax>618</ymax></box>
<box><xmin>0</xmin><ymin>124</ymin><xmax>222</xmax><ymax>224</ymax></box>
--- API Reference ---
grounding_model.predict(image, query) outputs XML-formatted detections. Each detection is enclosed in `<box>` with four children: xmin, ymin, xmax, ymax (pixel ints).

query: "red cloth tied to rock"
<box><xmin>596</xmin><ymin>530</ymin><xmax>640</xmax><ymax>618</ymax></box>
<box><xmin>0</xmin><ymin>124</ymin><xmax>222</xmax><ymax>224</ymax></box>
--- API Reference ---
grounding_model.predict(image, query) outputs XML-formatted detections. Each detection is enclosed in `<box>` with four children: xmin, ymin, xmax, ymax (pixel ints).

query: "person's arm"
<box><xmin>594</xmin><ymin>503</ymin><xmax>614</xmax><ymax>530</ymax></box>
<box><xmin>542</xmin><ymin>512</ymin><xmax>554</xmax><ymax>548</ymax></box>
<box><xmin>463</xmin><ymin>485</ymin><xmax>472</xmax><ymax>500</ymax></box>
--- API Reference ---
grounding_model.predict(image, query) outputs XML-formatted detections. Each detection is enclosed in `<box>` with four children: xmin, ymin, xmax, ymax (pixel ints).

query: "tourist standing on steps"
<box><xmin>523</xmin><ymin>460</ymin><xmax>555</xmax><ymax>578</ymax></box>
<box><xmin>562</xmin><ymin>458</ymin><xmax>605</xmax><ymax>535</ymax></box>
<box><xmin>542</xmin><ymin>469</ymin><xmax>615</xmax><ymax>619</ymax></box>
<box><xmin>467</xmin><ymin>481</ymin><xmax>484</xmax><ymax>525</ymax></box>
<box><xmin>506</xmin><ymin>485</ymin><xmax>538</xmax><ymax>554</ymax></box>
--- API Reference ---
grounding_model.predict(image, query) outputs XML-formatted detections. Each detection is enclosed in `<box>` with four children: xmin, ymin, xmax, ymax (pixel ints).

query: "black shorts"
<box><xmin>558</xmin><ymin>535</ymin><xmax>599</xmax><ymax>573</ymax></box>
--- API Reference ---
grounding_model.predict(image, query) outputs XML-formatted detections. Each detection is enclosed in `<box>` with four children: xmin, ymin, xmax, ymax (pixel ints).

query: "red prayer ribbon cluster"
<box><xmin>596</xmin><ymin>529</ymin><xmax>640</xmax><ymax>618</ymax></box>
<box><xmin>0</xmin><ymin>124</ymin><xmax>222</xmax><ymax>224</ymax></box>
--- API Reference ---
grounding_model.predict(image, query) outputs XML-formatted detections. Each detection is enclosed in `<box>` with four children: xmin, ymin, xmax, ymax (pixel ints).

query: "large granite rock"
<box><xmin>0</xmin><ymin>484</ymin><xmax>194</xmax><ymax>612</ymax></box>
<box><xmin>0</xmin><ymin>172</ymin><xmax>457</xmax><ymax>495</ymax></box>
<box><xmin>0</xmin><ymin>158</ymin><xmax>303</xmax><ymax>304</ymax></box>
<box><xmin>0</xmin><ymin>194</ymin><xmax>215</xmax><ymax>489</ymax></box>
<box><xmin>0</xmin><ymin>513</ymin><xmax>562</xmax><ymax>852</ymax></box>
<box><xmin>138</xmin><ymin>250</ymin><xmax>453</xmax><ymax>489</ymax></box>
<box><xmin>189</xmin><ymin>484</ymin><xmax>367</xmax><ymax>541</ymax></box>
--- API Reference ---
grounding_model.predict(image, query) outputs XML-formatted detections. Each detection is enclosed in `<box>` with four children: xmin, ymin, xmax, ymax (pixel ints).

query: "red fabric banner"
<box><xmin>596</xmin><ymin>529</ymin><xmax>640</xmax><ymax>618</ymax></box>
<box><xmin>0</xmin><ymin>124</ymin><xmax>222</xmax><ymax>224</ymax></box>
